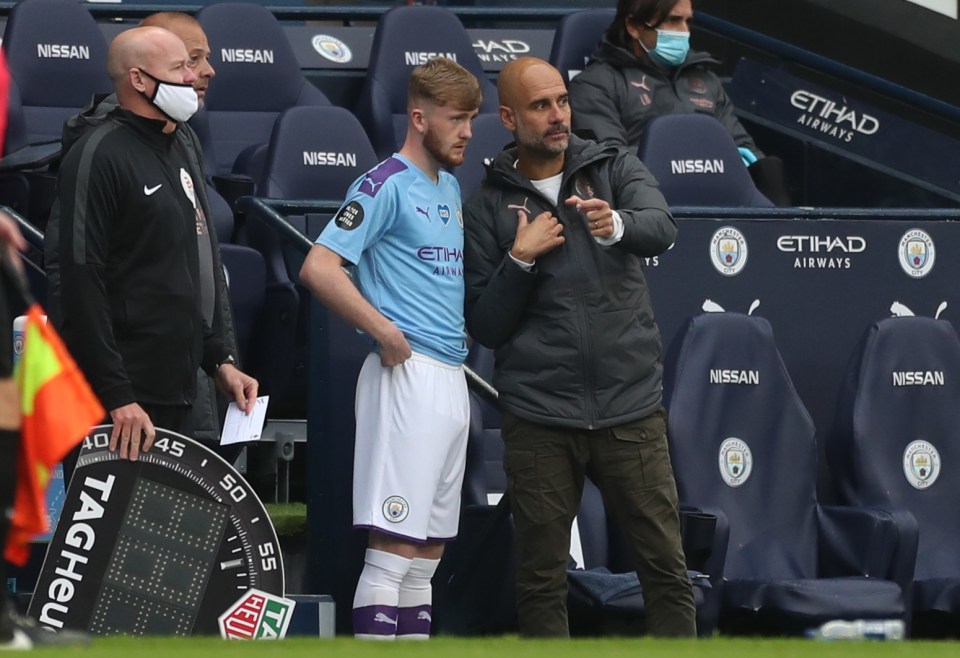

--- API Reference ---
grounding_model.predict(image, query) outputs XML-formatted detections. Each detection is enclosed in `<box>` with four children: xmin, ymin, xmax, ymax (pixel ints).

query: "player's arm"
<box><xmin>299</xmin><ymin>243</ymin><xmax>411</xmax><ymax>366</ymax></box>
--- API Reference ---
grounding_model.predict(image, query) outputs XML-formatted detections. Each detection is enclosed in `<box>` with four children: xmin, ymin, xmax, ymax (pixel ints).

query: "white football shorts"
<box><xmin>353</xmin><ymin>351</ymin><xmax>470</xmax><ymax>542</ymax></box>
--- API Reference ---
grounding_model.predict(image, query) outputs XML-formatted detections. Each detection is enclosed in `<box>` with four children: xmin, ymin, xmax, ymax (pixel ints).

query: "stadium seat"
<box><xmin>636</xmin><ymin>114</ymin><xmax>773</xmax><ymax>207</ymax></box>
<box><xmin>830</xmin><ymin>316</ymin><xmax>960</xmax><ymax>637</ymax></box>
<box><xmin>355</xmin><ymin>5</ymin><xmax>499</xmax><ymax>160</ymax></box>
<box><xmin>2</xmin><ymin>0</ymin><xmax>110</xmax><ymax>149</ymax></box>
<box><xmin>664</xmin><ymin>311</ymin><xmax>914</xmax><ymax>635</ymax></box>
<box><xmin>218</xmin><ymin>243</ymin><xmax>266</xmax><ymax>367</ymax></box>
<box><xmin>461</xmin><ymin>344</ymin><xmax>505</xmax><ymax>508</ymax></box>
<box><xmin>548</xmin><ymin>8</ymin><xmax>615</xmax><ymax>84</ymax></box>
<box><xmin>0</xmin><ymin>0</ymin><xmax>110</xmax><ymax>227</ymax></box>
<box><xmin>243</xmin><ymin>105</ymin><xmax>378</xmax><ymax>416</ymax></box>
<box><xmin>455</xmin><ymin>113</ymin><xmax>512</xmax><ymax>202</ymax></box>
<box><xmin>258</xmin><ymin>106</ymin><xmax>378</xmax><ymax>210</ymax></box>
<box><xmin>193</xmin><ymin>2</ymin><xmax>332</xmax><ymax>177</ymax></box>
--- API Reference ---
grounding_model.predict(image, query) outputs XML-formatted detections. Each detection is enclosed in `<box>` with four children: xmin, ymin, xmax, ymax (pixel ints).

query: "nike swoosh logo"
<box><xmin>144</xmin><ymin>184</ymin><xmax>163</xmax><ymax>196</ymax></box>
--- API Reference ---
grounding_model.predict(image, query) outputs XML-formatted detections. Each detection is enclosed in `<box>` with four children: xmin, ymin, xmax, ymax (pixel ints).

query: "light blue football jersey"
<box><xmin>317</xmin><ymin>154</ymin><xmax>467</xmax><ymax>366</ymax></box>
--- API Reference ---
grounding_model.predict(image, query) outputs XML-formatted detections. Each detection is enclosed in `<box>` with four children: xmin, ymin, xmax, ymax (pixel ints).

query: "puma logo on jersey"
<box><xmin>373</xmin><ymin>612</ymin><xmax>398</xmax><ymax>626</ymax></box>
<box><xmin>417</xmin><ymin>611</ymin><xmax>432</xmax><ymax>622</ymax></box>
<box><xmin>416</xmin><ymin>206</ymin><xmax>430</xmax><ymax>220</ymax></box>
<box><xmin>143</xmin><ymin>184</ymin><xmax>163</xmax><ymax>196</ymax></box>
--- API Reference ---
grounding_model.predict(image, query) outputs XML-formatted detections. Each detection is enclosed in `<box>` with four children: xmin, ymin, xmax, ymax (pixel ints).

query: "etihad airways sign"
<box><xmin>790</xmin><ymin>90</ymin><xmax>880</xmax><ymax>142</ymax></box>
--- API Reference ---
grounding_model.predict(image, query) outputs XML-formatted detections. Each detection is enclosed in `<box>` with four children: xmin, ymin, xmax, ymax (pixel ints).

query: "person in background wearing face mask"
<box><xmin>569</xmin><ymin>0</ymin><xmax>791</xmax><ymax>205</ymax></box>
<box><xmin>51</xmin><ymin>12</ymin><xmax>239</xmax><ymax>469</ymax></box>
<box><xmin>46</xmin><ymin>26</ymin><xmax>257</xmax><ymax>461</ymax></box>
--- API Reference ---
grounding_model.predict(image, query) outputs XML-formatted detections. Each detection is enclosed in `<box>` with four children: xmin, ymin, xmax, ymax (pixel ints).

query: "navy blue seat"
<box><xmin>246</xmin><ymin>105</ymin><xmax>377</xmax><ymax>417</ymax></box>
<box><xmin>548</xmin><ymin>8</ymin><xmax>615</xmax><ymax>84</ymax></box>
<box><xmin>218</xmin><ymin>243</ymin><xmax>265</xmax><ymax>366</ymax></box>
<box><xmin>637</xmin><ymin>114</ymin><xmax>773</xmax><ymax>207</ymax></box>
<box><xmin>665</xmin><ymin>312</ymin><xmax>914</xmax><ymax>635</ymax></box>
<box><xmin>461</xmin><ymin>344</ymin><xmax>505</xmax><ymax>508</ymax></box>
<box><xmin>193</xmin><ymin>2</ymin><xmax>331</xmax><ymax>177</ymax></box>
<box><xmin>2</xmin><ymin>0</ymin><xmax>110</xmax><ymax>149</ymax></box>
<box><xmin>355</xmin><ymin>5</ymin><xmax>499</xmax><ymax>160</ymax></box>
<box><xmin>830</xmin><ymin>316</ymin><xmax>960</xmax><ymax>637</ymax></box>
<box><xmin>455</xmin><ymin>114</ymin><xmax>512</xmax><ymax>203</ymax></box>
<box><xmin>0</xmin><ymin>0</ymin><xmax>109</xmax><ymax>227</ymax></box>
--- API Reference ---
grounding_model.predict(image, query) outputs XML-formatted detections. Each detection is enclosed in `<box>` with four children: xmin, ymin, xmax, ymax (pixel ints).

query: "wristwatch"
<box><xmin>216</xmin><ymin>354</ymin><xmax>236</xmax><ymax>371</ymax></box>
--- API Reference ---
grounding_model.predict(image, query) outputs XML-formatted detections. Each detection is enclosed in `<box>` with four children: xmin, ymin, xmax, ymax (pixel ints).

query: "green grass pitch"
<box><xmin>31</xmin><ymin>636</ymin><xmax>959</xmax><ymax>657</ymax></box>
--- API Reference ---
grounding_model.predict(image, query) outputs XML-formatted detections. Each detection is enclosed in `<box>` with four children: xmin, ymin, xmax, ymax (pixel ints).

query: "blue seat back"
<box><xmin>455</xmin><ymin>113</ymin><xmax>512</xmax><ymax>202</ymax></box>
<box><xmin>462</xmin><ymin>344</ymin><xmax>505</xmax><ymax>507</ymax></box>
<box><xmin>194</xmin><ymin>2</ymin><xmax>331</xmax><ymax>175</ymax></box>
<box><xmin>665</xmin><ymin>312</ymin><xmax>818</xmax><ymax>579</ymax></box>
<box><xmin>258</xmin><ymin>106</ymin><xmax>378</xmax><ymax>202</ymax></box>
<box><xmin>548</xmin><ymin>9</ymin><xmax>615</xmax><ymax>84</ymax></box>
<box><xmin>356</xmin><ymin>5</ymin><xmax>499</xmax><ymax>159</ymax></box>
<box><xmin>219</xmin><ymin>244</ymin><xmax>265</xmax><ymax>365</ymax></box>
<box><xmin>637</xmin><ymin>113</ymin><xmax>773</xmax><ymax>207</ymax></box>
<box><xmin>2</xmin><ymin>0</ymin><xmax>110</xmax><ymax>150</ymax></box>
<box><xmin>830</xmin><ymin>317</ymin><xmax>960</xmax><ymax>581</ymax></box>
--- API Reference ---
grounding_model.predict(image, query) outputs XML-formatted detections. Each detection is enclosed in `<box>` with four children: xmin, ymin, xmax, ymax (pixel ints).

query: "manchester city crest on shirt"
<box><xmin>718</xmin><ymin>438</ymin><xmax>753</xmax><ymax>487</ymax></box>
<box><xmin>902</xmin><ymin>440</ymin><xmax>940</xmax><ymax>489</ymax></box>
<box><xmin>710</xmin><ymin>227</ymin><xmax>748</xmax><ymax>276</ymax></box>
<box><xmin>382</xmin><ymin>496</ymin><xmax>409</xmax><ymax>523</ymax></box>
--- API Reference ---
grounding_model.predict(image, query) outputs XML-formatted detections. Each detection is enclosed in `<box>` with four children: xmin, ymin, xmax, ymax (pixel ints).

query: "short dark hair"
<box><xmin>606</xmin><ymin>0</ymin><xmax>681</xmax><ymax>49</ymax></box>
<box><xmin>408</xmin><ymin>57</ymin><xmax>482</xmax><ymax>112</ymax></box>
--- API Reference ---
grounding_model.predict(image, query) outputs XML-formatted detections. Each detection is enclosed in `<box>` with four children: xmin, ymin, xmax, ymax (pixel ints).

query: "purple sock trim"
<box><xmin>353</xmin><ymin>604</ymin><xmax>398</xmax><ymax>637</ymax></box>
<box><xmin>397</xmin><ymin>604</ymin><xmax>432</xmax><ymax>636</ymax></box>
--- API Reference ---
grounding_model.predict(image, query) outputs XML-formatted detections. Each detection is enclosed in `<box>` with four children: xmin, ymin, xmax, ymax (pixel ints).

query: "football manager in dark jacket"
<box><xmin>464</xmin><ymin>56</ymin><xmax>695</xmax><ymax>638</ymax></box>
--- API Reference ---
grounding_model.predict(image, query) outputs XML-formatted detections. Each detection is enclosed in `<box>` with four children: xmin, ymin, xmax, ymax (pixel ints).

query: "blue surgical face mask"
<box><xmin>641</xmin><ymin>28</ymin><xmax>690</xmax><ymax>68</ymax></box>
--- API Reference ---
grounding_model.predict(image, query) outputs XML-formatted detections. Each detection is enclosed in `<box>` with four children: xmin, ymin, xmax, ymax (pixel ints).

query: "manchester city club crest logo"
<box><xmin>710</xmin><ymin>227</ymin><xmax>748</xmax><ymax>276</ymax></box>
<box><xmin>382</xmin><ymin>496</ymin><xmax>409</xmax><ymax>523</ymax></box>
<box><xmin>311</xmin><ymin>34</ymin><xmax>352</xmax><ymax>64</ymax></box>
<box><xmin>718</xmin><ymin>438</ymin><xmax>753</xmax><ymax>487</ymax></box>
<box><xmin>898</xmin><ymin>229</ymin><xmax>935</xmax><ymax>279</ymax></box>
<box><xmin>902</xmin><ymin>440</ymin><xmax>940</xmax><ymax>489</ymax></box>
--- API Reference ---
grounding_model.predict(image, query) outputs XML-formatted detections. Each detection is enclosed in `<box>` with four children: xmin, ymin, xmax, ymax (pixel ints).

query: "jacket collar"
<box><xmin>484</xmin><ymin>135</ymin><xmax>621</xmax><ymax>190</ymax></box>
<box><xmin>109</xmin><ymin>107</ymin><xmax>178</xmax><ymax>149</ymax></box>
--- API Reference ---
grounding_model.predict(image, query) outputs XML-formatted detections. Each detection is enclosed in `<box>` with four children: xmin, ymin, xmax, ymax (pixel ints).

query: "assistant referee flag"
<box><xmin>4</xmin><ymin>304</ymin><xmax>104</xmax><ymax>565</ymax></box>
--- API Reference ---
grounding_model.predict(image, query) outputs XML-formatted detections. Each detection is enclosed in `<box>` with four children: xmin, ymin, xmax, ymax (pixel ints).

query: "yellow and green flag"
<box><xmin>4</xmin><ymin>304</ymin><xmax>104</xmax><ymax>565</ymax></box>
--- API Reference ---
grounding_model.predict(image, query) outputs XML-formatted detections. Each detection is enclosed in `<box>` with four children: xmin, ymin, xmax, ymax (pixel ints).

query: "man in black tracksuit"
<box><xmin>464</xmin><ymin>58</ymin><xmax>695</xmax><ymax>637</ymax></box>
<box><xmin>47</xmin><ymin>26</ymin><xmax>257</xmax><ymax>460</ymax></box>
<box><xmin>52</xmin><ymin>12</ymin><xmax>238</xmax><ymax>453</ymax></box>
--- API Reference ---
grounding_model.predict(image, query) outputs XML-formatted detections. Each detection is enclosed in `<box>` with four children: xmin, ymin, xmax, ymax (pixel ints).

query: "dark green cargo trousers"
<box><xmin>501</xmin><ymin>408</ymin><xmax>697</xmax><ymax>638</ymax></box>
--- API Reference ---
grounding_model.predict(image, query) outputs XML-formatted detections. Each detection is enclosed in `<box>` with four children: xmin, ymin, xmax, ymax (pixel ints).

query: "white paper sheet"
<box><xmin>220</xmin><ymin>395</ymin><xmax>270</xmax><ymax>445</ymax></box>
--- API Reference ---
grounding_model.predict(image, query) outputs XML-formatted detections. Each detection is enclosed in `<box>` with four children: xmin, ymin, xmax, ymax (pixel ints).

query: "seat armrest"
<box><xmin>817</xmin><ymin>504</ymin><xmax>918</xmax><ymax>607</ymax></box>
<box><xmin>0</xmin><ymin>142</ymin><xmax>61</xmax><ymax>172</ymax></box>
